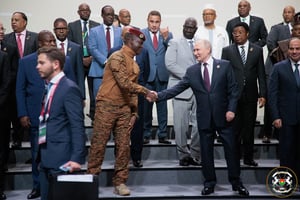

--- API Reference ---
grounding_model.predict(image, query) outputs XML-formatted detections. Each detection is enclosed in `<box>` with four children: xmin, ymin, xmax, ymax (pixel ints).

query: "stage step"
<box><xmin>4</xmin><ymin>184</ymin><xmax>300</xmax><ymax>199</ymax></box>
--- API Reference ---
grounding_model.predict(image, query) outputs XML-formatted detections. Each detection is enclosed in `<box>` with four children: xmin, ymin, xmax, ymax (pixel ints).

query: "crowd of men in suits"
<box><xmin>0</xmin><ymin>0</ymin><xmax>300</xmax><ymax>198</ymax></box>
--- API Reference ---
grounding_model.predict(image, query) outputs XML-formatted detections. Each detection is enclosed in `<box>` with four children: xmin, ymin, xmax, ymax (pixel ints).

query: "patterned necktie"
<box><xmin>106</xmin><ymin>27</ymin><xmax>111</xmax><ymax>51</ymax></box>
<box><xmin>153</xmin><ymin>32</ymin><xmax>158</xmax><ymax>50</ymax></box>
<box><xmin>294</xmin><ymin>63</ymin><xmax>300</xmax><ymax>87</ymax></box>
<box><xmin>17</xmin><ymin>33</ymin><xmax>23</xmax><ymax>58</ymax></box>
<box><xmin>240</xmin><ymin>45</ymin><xmax>246</xmax><ymax>64</ymax></box>
<box><xmin>83</xmin><ymin>21</ymin><xmax>88</xmax><ymax>45</ymax></box>
<box><xmin>82</xmin><ymin>21</ymin><xmax>89</xmax><ymax>56</ymax></box>
<box><xmin>203</xmin><ymin>63</ymin><xmax>210</xmax><ymax>91</ymax></box>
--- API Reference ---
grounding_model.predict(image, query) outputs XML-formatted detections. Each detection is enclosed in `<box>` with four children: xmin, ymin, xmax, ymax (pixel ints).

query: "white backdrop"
<box><xmin>0</xmin><ymin>0</ymin><xmax>299</xmax><ymax>125</ymax></box>
<box><xmin>0</xmin><ymin>0</ymin><xmax>299</xmax><ymax>38</ymax></box>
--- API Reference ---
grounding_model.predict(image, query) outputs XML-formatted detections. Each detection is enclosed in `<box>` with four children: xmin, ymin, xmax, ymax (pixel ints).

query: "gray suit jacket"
<box><xmin>165</xmin><ymin>37</ymin><xmax>196</xmax><ymax>99</ymax></box>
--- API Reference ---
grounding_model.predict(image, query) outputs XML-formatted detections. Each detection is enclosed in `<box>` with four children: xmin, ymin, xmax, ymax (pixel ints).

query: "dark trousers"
<box><xmin>0</xmin><ymin>117</ymin><xmax>10</xmax><ymax>191</ymax></box>
<box><xmin>279</xmin><ymin>124</ymin><xmax>300</xmax><ymax>179</ymax></box>
<box><xmin>30</xmin><ymin>127</ymin><xmax>40</xmax><ymax>190</ymax></box>
<box><xmin>131</xmin><ymin>94</ymin><xmax>144</xmax><ymax>161</ymax></box>
<box><xmin>235</xmin><ymin>99</ymin><xmax>257</xmax><ymax>161</ymax></box>
<box><xmin>199</xmin><ymin>125</ymin><xmax>241</xmax><ymax>188</ymax></box>
<box><xmin>84</xmin><ymin>67</ymin><xmax>95</xmax><ymax>120</ymax></box>
<box><xmin>143</xmin><ymin>77</ymin><xmax>168</xmax><ymax>139</ymax></box>
<box><xmin>40</xmin><ymin>166</ymin><xmax>62</xmax><ymax>200</ymax></box>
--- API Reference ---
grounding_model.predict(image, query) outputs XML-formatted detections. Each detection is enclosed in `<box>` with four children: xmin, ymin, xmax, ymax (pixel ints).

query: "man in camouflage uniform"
<box><xmin>87</xmin><ymin>27</ymin><xmax>153</xmax><ymax>196</ymax></box>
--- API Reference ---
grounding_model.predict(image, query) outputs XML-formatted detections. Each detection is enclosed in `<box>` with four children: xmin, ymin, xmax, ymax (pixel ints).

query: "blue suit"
<box><xmin>65</xmin><ymin>40</ymin><xmax>85</xmax><ymax>99</ymax></box>
<box><xmin>158</xmin><ymin>58</ymin><xmax>242</xmax><ymax>188</ymax></box>
<box><xmin>39</xmin><ymin>76</ymin><xmax>86</xmax><ymax>200</ymax></box>
<box><xmin>88</xmin><ymin>24</ymin><xmax>123</xmax><ymax>98</ymax></box>
<box><xmin>15</xmin><ymin>52</ymin><xmax>76</xmax><ymax>191</ymax></box>
<box><xmin>141</xmin><ymin>28</ymin><xmax>173</xmax><ymax>139</ymax></box>
<box><xmin>268</xmin><ymin>59</ymin><xmax>300</xmax><ymax>179</ymax></box>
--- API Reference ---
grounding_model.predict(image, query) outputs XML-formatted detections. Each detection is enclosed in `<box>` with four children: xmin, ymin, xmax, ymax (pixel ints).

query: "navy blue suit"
<box><xmin>16</xmin><ymin>52</ymin><xmax>76</xmax><ymax>190</ymax></box>
<box><xmin>39</xmin><ymin>76</ymin><xmax>86</xmax><ymax>200</ymax></box>
<box><xmin>141</xmin><ymin>28</ymin><xmax>173</xmax><ymax>139</ymax></box>
<box><xmin>269</xmin><ymin>59</ymin><xmax>300</xmax><ymax>179</ymax></box>
<box><xmin>158</xmin><ymin>58</ymin><xmax>241</xmax><ymax>187</ymax></box>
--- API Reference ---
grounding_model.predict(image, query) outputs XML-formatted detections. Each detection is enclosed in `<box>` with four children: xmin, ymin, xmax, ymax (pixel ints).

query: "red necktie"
<box><xmin>60</xmin><ymin>43</ymin><xmax>65</xmax><ymax>55</ymax></box>
<box><xmin>17</xmin><ymin>33</ymin><xmax>23</xmax><ymax>58</ymax></box>
<box><xmin>153</xmin><ymin>32</ymin><xmax>158</xmax><ymax>50</ymax></box>
<box><xmin>106</xmin><ymin>27</ymin><xmax>111</xmax><ymax>51</ymax></box>
<box><xmin>203</xmin><ymin>63</ymin><xmax>210</xmax><ymax>91</ymax></box>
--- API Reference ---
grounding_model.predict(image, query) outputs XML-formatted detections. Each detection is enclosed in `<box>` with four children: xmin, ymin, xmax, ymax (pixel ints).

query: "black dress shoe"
<box><xmin>232</xmin><ymin>184</ymin><xmax>249</xmax><ymax>196</ymax></box>
<box><xmin>27</xmin><ymin>188</ymin><xmax>40</xmax><ymax>199</ymax></box>
<box><xmin>158</xmin><ymin>138</ymin><xmax>171</xmax><ymax>144</ymax></box>
<box><xmin>11</xmin><ymin>141</ymin><xmax>21</xmax><ymax>149</ymax></box>
<box><xmin>133</xmin><ymin>160</ymin><xmax>143</xmax><ymax>168</ymax></box>
<box><xmin>0</xmin><ymin>191</ymin><xmax>6</xmax><ymax>200</ymax></box>
<box><xmin>143</xmin><ymin>138</ymin><xmax>150</xmax><ymax>144</ymax></box>
<box><xmin>189</xmin><ymin>157</ymin><xmax>202</xmax><ymax>166</ymax></box>
<box><xmin>244</xmin><ymin>159</ymin><xmax>258</xmax><ymax>167</ymax></box>
<box><xmin>179</xmin><ymin>157</ymin><xmax>190</xmax><ymax>166</ymax></box>
<box><xmin>262</xmin><ymin>136</ymin><xmax>271</xmax><ymax>143</ymax></box>
<box><xmin>201</xmin><ymin>186</ymin><xmax>214</xmax><ymax>195</ymax></box>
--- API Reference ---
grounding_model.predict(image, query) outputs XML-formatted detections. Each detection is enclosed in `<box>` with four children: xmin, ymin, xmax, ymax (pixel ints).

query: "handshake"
<box><xmin>145</xmin><ymin>90</ymin><xmax>158</xmax><ymax>102</ymax></box>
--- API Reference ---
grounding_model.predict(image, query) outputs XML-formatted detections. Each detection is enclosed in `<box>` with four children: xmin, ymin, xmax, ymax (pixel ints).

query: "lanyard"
<box><xmin>39</xmin><ymin>78</ymin><xmax>62</xmax><ymax>122</ymax></box>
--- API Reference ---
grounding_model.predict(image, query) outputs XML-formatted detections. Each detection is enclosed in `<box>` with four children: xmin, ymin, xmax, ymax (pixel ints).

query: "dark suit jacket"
<box><xmin>269</xmin><ymin>59</ymin><xmax>300</xmax><ymax>125</ymax></box>
<box><xmin>40</xmin><ymin>76</ymin><xmax>86</xmax><ymax>169</ymax></box>
<box><xmin>68</xmin><ymin>19</ymin><xmax>100</xmax><ymax>47</ymax></box>
<box><xmin>158</xmin><ymin>58</ymin><xmax>239</xmax><ymax>129</ymax></box>
<box><xmin>221</xmin><ymin>42</ymin><xmax>267</xmax><ymax>101</ymax></box>
<box><xmin>226</xmin><ymin>16</ymin><xmax>268</xmax><ymax>47</ymax></box>
<box><xmin>66</xmin><ymin>40</ymin><xmax>85</xmax><ymax>98</ymax></box>
<box><xmin>1</xmin><ymin>41</ymin><xmax>20</xmax><ymax>83</ymax></box>
<box><xmin>267</xmin><ymin>23</ymin><xmax>291</xmax><ymax>52</ymax></box>
<box><xmin>4</xmin><ymin>30</ymin><xmax>38</xmax><ymax>58</ymax></box>
<box><xmin>16</xmin><ymin>52</ymin><xmax>76</xmax><ymax>127</ymax></box>
<box><xmin>0</xmin><ymin>51</ymin><xmax>10</xmax><ymax>116</ymax></box>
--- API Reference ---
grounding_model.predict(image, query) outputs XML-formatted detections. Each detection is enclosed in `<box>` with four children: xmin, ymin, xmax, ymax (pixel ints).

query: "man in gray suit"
<box><xmin>165</xmin><ymin>17</ymin><xmax>200</xmax><ymax>166</ymax></box>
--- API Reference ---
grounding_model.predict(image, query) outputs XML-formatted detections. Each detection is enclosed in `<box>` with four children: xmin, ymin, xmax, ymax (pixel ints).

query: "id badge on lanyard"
<box><xmin>38</xmin><ymin>79</ymin><xmax>61</xmax><ymax>144</ymax></box>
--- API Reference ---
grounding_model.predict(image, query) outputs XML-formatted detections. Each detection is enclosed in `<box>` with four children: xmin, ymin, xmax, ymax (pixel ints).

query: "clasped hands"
<box><xmin>146</xmin><ymin>90</ymin><xmax>158</xmax><ymax>102</ymax></box>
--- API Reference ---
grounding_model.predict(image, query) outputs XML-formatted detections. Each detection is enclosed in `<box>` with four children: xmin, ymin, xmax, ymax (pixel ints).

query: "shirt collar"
<box><xmin>49</xmin><ymin>72</ymin><xmax>65</xmax><ymax>85</ymax></box>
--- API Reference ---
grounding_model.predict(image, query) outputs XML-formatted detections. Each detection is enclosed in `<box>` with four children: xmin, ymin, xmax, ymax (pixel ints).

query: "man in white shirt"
<box><xmin>195</xmin><ymin>4</ymin><xmax>229</xmax><ymax>59</ymax></box>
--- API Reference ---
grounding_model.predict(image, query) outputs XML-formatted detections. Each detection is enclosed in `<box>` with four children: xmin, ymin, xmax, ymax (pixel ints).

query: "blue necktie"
<box><xmin>294</xmin><ymin>63</ymin><xmax>300</xmax><ymax>87</ymax></box>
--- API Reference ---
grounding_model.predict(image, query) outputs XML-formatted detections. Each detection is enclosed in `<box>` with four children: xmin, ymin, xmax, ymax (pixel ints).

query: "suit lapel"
<box><xmin>210</xmin><ymin>59</ymin><xmax>220</xmax><ymax>91</ymax></box>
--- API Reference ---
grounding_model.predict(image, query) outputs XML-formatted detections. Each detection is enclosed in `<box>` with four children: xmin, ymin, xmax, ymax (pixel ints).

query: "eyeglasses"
<box><xmin>54</xmin><ymin>27</ymin><xmax>68</xmax><ymax>31</ymax></box>
<box><xmin>0</xmin><ymin>27</ymin><xmax>6</xmax><ymax>32</ymax></box>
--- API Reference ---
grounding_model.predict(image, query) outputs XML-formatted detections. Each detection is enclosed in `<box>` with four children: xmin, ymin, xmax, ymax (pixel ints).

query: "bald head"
<box><xmin>38</xmin><ymin>30</ymin><xmax>56</xmax><ymax>48</ymax></box>
<box><xmin>119</xmin><ymin>9</ymin><xmax>131</xmax><ymax>26</ymax></box>
<box><xmin>238</xmin><ymin>0</ymin><xmax>251</xmax><ymax>17</ymax></box>
<box><xmin>282</xmin><ymin>6</ymin><xmax>295</xmax><ymax>23</ymax></box>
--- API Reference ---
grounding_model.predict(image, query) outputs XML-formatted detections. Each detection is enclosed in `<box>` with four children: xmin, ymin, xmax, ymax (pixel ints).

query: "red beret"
<box><xmin>127</xmin><ymin>27</ymin><xmax>146</xmax><ymax>41</ymax></box>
